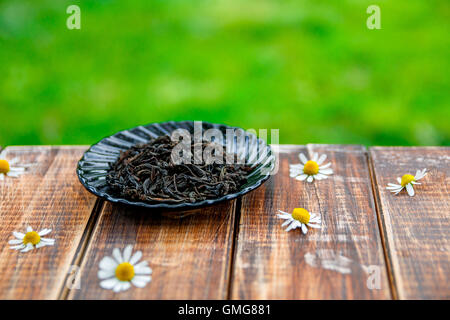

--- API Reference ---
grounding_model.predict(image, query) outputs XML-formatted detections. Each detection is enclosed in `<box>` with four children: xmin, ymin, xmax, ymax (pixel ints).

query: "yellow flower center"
<box><xmin>23</xmin><ymin>231</ymin><xmax>41</xmax><ymax>245</ymax></box>
<box><xmin>291</xmin><ymin>208</ymin><xmax>310</xmax><ymax>224</ymax></box>
<box><xmin>115</xmin><ymin>262</ymin><xmax>135</xmax><ymax>281</ymax></box>
<box><xmin>303</xmin><ymin>160</ymin><xmax>319</xmax><ymax>175</ymax></box>
<box><xmin>0</xmin><ymin>160</ymin><xmax>10</xmax><ymax>174</ymax></box>
<box><xmin>401</xmin><ymin>174</ymin><xmax>415</xmax><ymax>187</ymax></box>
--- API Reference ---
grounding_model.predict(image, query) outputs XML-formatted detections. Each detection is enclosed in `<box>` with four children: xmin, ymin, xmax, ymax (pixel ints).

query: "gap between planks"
<box><xmin>226</xmin><ymin>197</ymin><xmax>243</xmax><ymax>299</ymax></box>
<box><xmin>367</xmin><ymin>151</ymin><xmax>399</xmax><ymax>300</ymax></box>
<box><xmin>58</xmin><ymin>198</ymin><xmax>105</xmax><ymax>300</ymax></box>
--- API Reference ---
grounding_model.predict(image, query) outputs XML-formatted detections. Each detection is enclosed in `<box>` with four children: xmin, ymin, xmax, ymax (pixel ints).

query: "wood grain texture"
<box><xmin>370</xmin><ymin>147</ymin><xmax>450</xmax><ymax>299</ymax></box>
<box><xmin>231</xmin><ymin>144</ymin><xmax>391</xmax><ymax>299</ymax></box>
<box><xmin>0</xmin><ymin>146</ymin><xmax>98</xmax><ymax>299</ymax></box>
<box><xmin>68</xmin><ymin>200</ymin><xmax>237</xmax><ymax>299</ymax></box>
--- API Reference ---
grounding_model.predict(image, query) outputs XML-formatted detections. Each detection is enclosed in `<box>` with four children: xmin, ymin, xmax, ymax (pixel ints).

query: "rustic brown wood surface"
<box><xmin>370</xmin><ymin>147</ymin><xmax>450</xmax><ymax>300</ymax></box>
<box><xmin>67</xmin><ymin>200</ymin><xmax>237</xmax><ymax>299</ymax></box>
<box><xmin>0</xmin><ymin>146</ymin><xmax>98</xmax><ymax>299</ymax></box>
<box><xmin>1</xmin><ymin>145</ymin><xmax>449</xmax><ymax>299</ymax></box>
<box><xmin>231</xmin><ymin>145</ymin><xmax>391</xmax><ymax>299</ymax></box>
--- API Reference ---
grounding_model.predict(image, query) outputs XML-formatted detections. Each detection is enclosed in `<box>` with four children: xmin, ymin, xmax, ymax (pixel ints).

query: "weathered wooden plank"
<box><xmin>231</xmin><ymin>144</ymin><xmax>391</xmax><ymax>299</ymax></box>
<box><xmin>68</xmin><ymin>200</ymin><xmax>236</xmax><ymax>299</ymax></box>
<box><xmin>369</xmin><ymin>147</ymin><xmax>450</xmax><ymax>299</ymax></box>
<box><xmin>0</xmin><ymin>146</ymin><xmax>98</xmax><ymax>299</ymax></box>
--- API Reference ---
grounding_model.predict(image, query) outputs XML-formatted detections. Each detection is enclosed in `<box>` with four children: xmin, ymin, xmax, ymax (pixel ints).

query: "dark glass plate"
<box><xmin>77</xmin><ymin>121</ymin><xmax>275</xmax><ymax>210</ymax></box>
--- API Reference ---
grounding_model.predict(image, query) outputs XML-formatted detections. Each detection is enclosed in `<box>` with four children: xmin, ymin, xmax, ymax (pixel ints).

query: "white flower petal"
<box><xmin>277</xmin><ymin>213</ymin><xmax>292</xmax><ymax>220</ymax></box>
<box><xmin>21</xmin><ymin>243</ymin><xmax>34</xmax><ymax>252</ymax></box>
<box><xmin>406</xmin><ymin>184</ymin><xmax>415</xmax><ymax>196</ymax></box>
<box><xmin>13</xmin><ymin>231</ymin><xmax>25</xmax><ymax>239</ymax></box>
<box><xmin>301</xmin><ymin>224</ymin><xmax>308</xmax><ymax>234</ymax></box>
<box><xmin>307</xmin><ymin>176</ymin><xmax>313</xmax><ymax>183</ymax></box>
<box><xmin>389</xmin><ymin>187</ymin><xmax>402</xmax><ymax>194</ymax></box>
<box><xmin>285</xmin><ymin>221</ymin><xmax>298</xmax><ymax>232</ymax></box>
<box><xmin>281</xmin><ymin>219</ymin><xmax>291</xmax><ymax>227</ymax></box>
<box><xmin>135</xmin><ymin>275</ymin><xmax>151</xmax><ymax>282</ymax></box>
<box><xmin>315</xmin><ymin>173</ymin><xmax>329</xmax><ymax>180</ymax></box>
<box><xmin>120</xmin><ymin>281</ymin><xmax>131</xmax><ymax>292</ymax></box>
<box><xmin>9</xmin><ymin>239</ymin><xmax>23</xmax><ymax>245</ymax></box>
<box><xmin>318</xmin><ymin>168</ymin><xmax>333</xmax><ymax>175</ymax></box>
<box><xmin>38</xmin><ymin>229</ymin><xmax>52</xmax><ymax>236</ymax></box>
<box><xmin>35</xmin><ymin>242</ymin><xmax>46</xmax><ymax>248</ymax></box>
<box><xmin>132</xmin><ymin>276</ymin><xmax>151</xmax><ymax>288</ymax></box>
<box><xmin>134</xmin><ymin>260</ymin><xmax>149</xmax><ymax>269</ymax></box>
<box><xmin>319</xmin><ymin>162</ymin><xmax>332</xmax><ymax>169</ymax></box>
<box><xmin>129</xmin><ymin>250</ymin><xmax>143</xmax><ymax>265</ymax></box>
<box><xmin>98</xmin><ymin>269</ymin><xmax>115</xmax><ymax>280</ymax></box>
<box><xmin>99</xmin><ymin>256</ymin><xmax>118</xmax><ymax>270</ymax></box>
<box><xmin>10</xmin><ymin>244</ymin><xmax>25</xmax><ymax>250</ymax></box>
<box><xmin>8</xmin><ymin>157</ymin><xmax>19</xmax><ymax>165</ymax></box>
<box><xmin>123</xmin><ymin>245</ymin><xmax>133</xmax><ymax>262</ymax></box>
<box><xmin>309</xmin><ymin>216</ymin><xmax>320</xmax><ymax>223</ymax></box>
<box><xmin>415</xmin><ymin>168</ymin><xmax>427</xmax><ymax>180</ymax></box>
<box><xmin>312</xmin><ymin>153</ymin><xmax>318</xmax><ymax>162</ymax></box>
<box><xmin>0</xmin><ymin>174</ymin><xmax>4</xmax><ymax>180</ymax></box>
<box><xmin>317</xmin><ymin>154</ymin><xmax>327</xmax><ymax>165</ymax></box>
<box><xmin>26</xmin><ymin>226</ymin><xmax>33</xmax><ymax>232</ymax></box>
<box><xmin>299</xmin><ymin>153</ymin><xmax>308</xmax><ymax>164</ymax></box>
<box><xmin>387</xmin><ymin>183</ymin><xmax>401</xmax><ymax>187</ymax></box>
<box><xmin>113</xmin><ymin>282</ymin><xmax>123</xmax><ymax>293</ymax></box>
<box><xmin>7</xmin><ymin>172</ymin><xmax>20</xmax><ymax>177</ymax></box>
<box><xmin>397</xmin><ymin>177</ymin><xmax>402</xmax><ymax>184</ymax></box>
<box><xmin>112</xmin><ymin>248</ymin><xmax>123</xmax><ymax>263</ymax></box>
<box><xmin>135</xmin><ymin>265</ymin><xmax>152</xmax><ymax>275</ymax></box>
<box><xmin>100</xmin><ymin>278</ymin><xmax>119</xmax><ymax>290</ymax></box>
<box><xmin>421</xmin><ymin>168</ymin><xmax>427</xmax><ymax>176</ymax></box>
<box><xmin>295</xmin><ymin>174</ymin><xmax>308</xmax><ymax>181</ymax></box>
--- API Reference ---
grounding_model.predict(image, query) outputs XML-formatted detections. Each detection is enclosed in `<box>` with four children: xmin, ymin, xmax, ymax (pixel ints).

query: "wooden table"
<box><xmin>0</xmin><ymin>145</ymin><xmax>448</xmax><ymax>300</ymax></box>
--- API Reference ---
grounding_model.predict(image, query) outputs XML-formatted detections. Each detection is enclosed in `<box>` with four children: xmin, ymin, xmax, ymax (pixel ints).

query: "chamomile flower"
<box><xmin>0</xmin><ymin>156</ymin><xmax>27</xmax><ymax>181</ymax></box>
<box><xmin>289</xmin><ymin>152</ymin><xmax>333</xmax><ymax>183</ymax></box>
<box><xmin>386</xmin><ymin>168</ymin><xmax>427</xmax><ymax>197</ymax></box>
<box><xmin>277</xmin><ymin>208</ymin><xmax>321</xmax><ymax>234</ymax></box>
<box><xmin>98</xmin><ymin>245</ymin><xmax>152</xmax><ymax>293</ymax></box>
<box><xmin>9</xmin><ymin>226</ymin><xmax>55</xmax><ymax>252</ymax></box>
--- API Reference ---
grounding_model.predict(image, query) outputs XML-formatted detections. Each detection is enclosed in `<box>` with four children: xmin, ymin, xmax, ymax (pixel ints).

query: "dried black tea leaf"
<box><xmin>106</xmin><ymin>135</ymin><xmax>252</xmax><ymax>203</ymax></box>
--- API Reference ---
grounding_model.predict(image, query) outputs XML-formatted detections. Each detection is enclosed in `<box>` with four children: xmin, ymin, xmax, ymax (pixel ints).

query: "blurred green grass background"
<box><xmin>0</xmin><ymin>0</ymin><xmax>449</xmax><ymax>146</ymax></box>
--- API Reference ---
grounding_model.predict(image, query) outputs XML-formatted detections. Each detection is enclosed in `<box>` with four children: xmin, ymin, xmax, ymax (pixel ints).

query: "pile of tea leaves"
<box><xmin>106</xmin><ymin>135</ymin><xmax>252</xmax><ymax>203</ymax></box>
